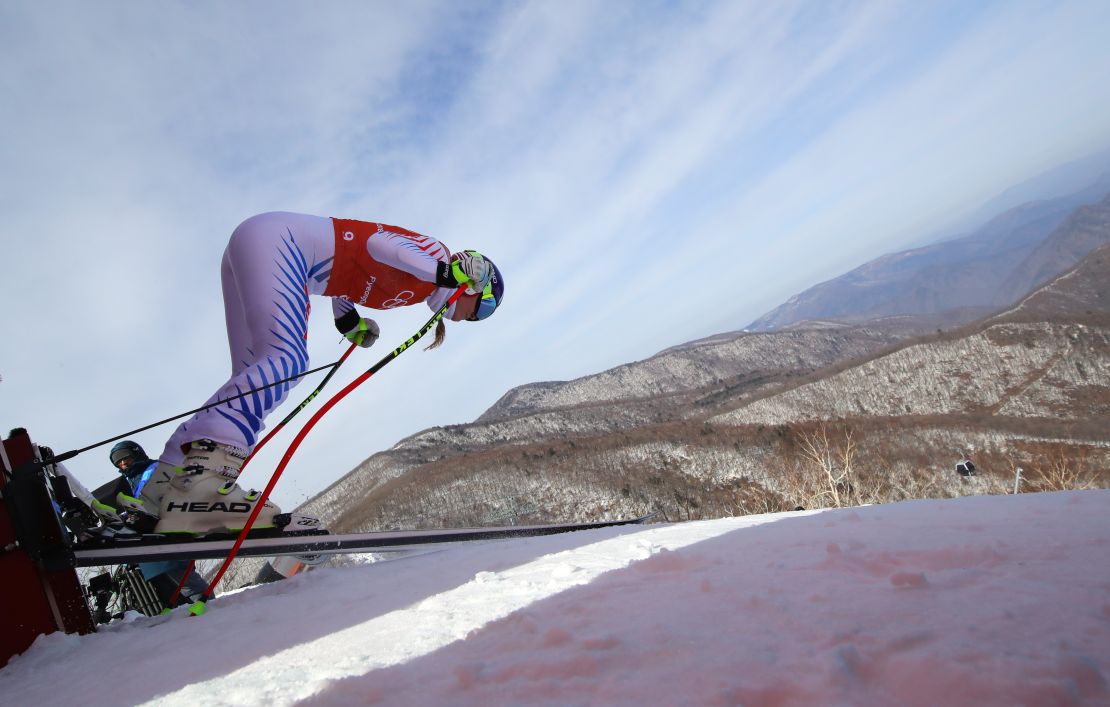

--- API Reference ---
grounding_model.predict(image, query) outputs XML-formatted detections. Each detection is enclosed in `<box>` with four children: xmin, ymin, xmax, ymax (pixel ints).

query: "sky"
<box><xmin>3</xmin><ymin>1</ymin><xmax>1110</xmax><ymax>509</ymax></box>
<box><xmin>1</xmin><ymin>490</ymin><xmax>1107</xmax><ymax>705</ymax></box>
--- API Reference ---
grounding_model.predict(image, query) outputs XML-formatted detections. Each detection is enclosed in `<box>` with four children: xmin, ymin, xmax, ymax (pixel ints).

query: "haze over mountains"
<box><xmin>912</xmin><ymin>146</ymin><xmax>1110</xmax><ymax>246</ymax></box>
<box><xmin>247</xmin><ymin>154</ymin><xmax>1110</xmax><ymax>592</ymax></box>
<box><xmin>747</xmin><ymin>175</ymin><xmax>1110</xmax><ymax>331</ymax></box>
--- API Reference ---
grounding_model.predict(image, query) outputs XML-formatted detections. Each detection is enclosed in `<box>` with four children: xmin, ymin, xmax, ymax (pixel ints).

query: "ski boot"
<box><xmin>154</xmin><ymin>439</ymin><xmax>320</xmax><ymax>536</ymax></box>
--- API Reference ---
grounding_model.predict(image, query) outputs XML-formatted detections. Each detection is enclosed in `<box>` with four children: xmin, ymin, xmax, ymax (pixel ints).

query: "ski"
<box><xmin>71</xmin><ymin>514</ymin><xmax>656</xmax><ymax>566</ymax></box>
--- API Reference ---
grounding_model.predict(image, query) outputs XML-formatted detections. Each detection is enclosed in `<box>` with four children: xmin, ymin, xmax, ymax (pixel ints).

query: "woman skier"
<box><xmin>127</xmin><ymin>212</ymin><xmax>503</xmax><ymax>536</ymax></box>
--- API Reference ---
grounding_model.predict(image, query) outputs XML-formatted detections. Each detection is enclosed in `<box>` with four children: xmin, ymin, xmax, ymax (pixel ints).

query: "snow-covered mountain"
<box><xmin>2</xmin><ymin>490</ymin><xmax>1107</xmax><ymax>706</ymax></box>
<box><xmin>294</xmin><ymin>240</ymin><xmax>1108</xmax><ymax>553</ymax></box>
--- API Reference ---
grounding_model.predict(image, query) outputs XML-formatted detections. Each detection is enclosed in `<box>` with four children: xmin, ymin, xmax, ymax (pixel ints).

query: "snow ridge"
<box><xmin>146</xmin><ymin>515</ymin><xmax>789</xmax><ymax>706</ymax></box>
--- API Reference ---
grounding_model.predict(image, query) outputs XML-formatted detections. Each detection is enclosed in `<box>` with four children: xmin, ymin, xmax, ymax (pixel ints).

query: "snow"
<box><xmin>2</xmin><ymin>491</ymin><xmax>1108</xmax><ymax>706</ymax></box>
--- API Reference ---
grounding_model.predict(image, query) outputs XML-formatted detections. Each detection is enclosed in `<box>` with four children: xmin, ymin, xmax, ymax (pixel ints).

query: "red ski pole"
<box><xmin>165</xmin><ymin>560</ymin><xmax>196</xmax><ymax>608</ymax></box>
<box><xmin>193</xmin><ymin>286</ymin><xmax>467</xmax><ymax>613</ymax></box>
<box><xmin>169</xmin><ymin>343</ymin><xmax>356</xmax><ymax>611</ymax></box>
<box><xmin>237</xmin><ymin>341</ymin><xmax>360</xmax><ymax>474</ymax></box>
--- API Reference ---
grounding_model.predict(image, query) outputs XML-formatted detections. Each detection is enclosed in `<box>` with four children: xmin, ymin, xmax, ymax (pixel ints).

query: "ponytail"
<box><xmin>424</xmin><ymin>320</ymin><xmax>446</xmax><ymax>351</ymax></box>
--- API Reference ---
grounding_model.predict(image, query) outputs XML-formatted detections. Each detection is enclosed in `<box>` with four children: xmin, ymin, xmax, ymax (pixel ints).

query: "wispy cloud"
<box><xmin>3</xmin><ymin>1</ymin><xmax>1109</xmax><ymax>505</ymax></box>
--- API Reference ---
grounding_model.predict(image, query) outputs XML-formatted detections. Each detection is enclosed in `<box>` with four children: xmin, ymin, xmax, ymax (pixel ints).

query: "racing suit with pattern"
<box><xmin>157</xmin><ymin>211</ymin><xmax>456</xmax><ymax>465</ymax></box>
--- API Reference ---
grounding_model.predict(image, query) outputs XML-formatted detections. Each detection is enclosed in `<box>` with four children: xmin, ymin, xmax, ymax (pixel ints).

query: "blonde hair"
<box><xmin>424</xmin><ymin>320</ymin><xmax>446</xmax><ymax>351</ymax></box>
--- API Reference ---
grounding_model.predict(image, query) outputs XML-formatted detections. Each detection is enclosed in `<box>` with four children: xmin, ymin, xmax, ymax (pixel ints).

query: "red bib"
<box><xmin>324</xmin><ymin>218</ymin><xmax>445</xmax><ymax>309</ymax></box>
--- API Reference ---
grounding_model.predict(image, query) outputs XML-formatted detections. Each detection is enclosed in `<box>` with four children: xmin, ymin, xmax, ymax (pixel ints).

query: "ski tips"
<box><xmin>188</xmin><ymin>600</ymin><xmax>207</xmax><ymax>617</ymax></box>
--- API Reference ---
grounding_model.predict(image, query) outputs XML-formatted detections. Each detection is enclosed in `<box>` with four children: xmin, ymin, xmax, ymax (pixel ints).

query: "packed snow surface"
<box><xmin>2</xmin><ymin>491</ymin><xmax>1108</xmax><ymax>706</ymax></box>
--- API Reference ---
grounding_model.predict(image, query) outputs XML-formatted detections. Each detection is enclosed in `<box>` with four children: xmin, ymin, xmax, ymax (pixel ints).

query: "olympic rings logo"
<box><xmin>381</xmin><ymin>290</ymin><xmax>414</xmax><ymax>309</ymax></box>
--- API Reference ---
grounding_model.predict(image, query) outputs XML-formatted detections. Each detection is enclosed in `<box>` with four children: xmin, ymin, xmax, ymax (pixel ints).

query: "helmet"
<box><xmin>472</xmin><ymin>257</ymin><xmax>503</xmax><ymax>321</ymax></box>
<box><xmin>109</xmin><ymin>440</ymin><xmax>147</xmax><ymax>470</ymax></box>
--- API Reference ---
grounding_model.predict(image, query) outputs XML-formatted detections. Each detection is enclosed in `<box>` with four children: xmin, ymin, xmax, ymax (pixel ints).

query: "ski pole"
<box><xmin>45</xmin><ymin>354</ymin><xmax>354</xmax><ymax>466</ymax></box>
<box><xmin>180</xmin><ymin>341</ymin><xmax>358</xmax><ymax>608</ymax></box>
<box><xmin>193</xmin><ymin>286</ymin><xmax>467</xmax><ymax>611</ymax></box>
<box><xmin>236</xmin><ymin>341</ymin><xmax>359</xmax><ymax>474</ymax></box>
<box><xmin>165</xmin><ymin>559</ymin><xmax>196</xmax><ymax>609</ymax></box>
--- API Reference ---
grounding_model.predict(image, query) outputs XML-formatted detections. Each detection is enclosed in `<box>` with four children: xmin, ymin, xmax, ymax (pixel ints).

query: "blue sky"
<box><xmin>3</xmin><ymin>1</ymin><xmax>1110</xmax><ymax>509</ymax></box>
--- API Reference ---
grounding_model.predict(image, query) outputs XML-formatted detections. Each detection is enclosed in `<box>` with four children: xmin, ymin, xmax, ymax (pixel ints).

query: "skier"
<box><xmin>133</xmin><ymin>212</ymin><xmax>504</xmax><ymax>536</ymax></box>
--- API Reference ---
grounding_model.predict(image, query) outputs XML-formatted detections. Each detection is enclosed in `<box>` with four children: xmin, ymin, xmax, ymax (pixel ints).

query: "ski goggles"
<box><xmin>468</xmin><ymin>257</ymin><xmax>503</xmax><ymax>321</ymax></box>
<box><xmin>472</xmin><ymin>282</ymin><xmax>498</xmax><ymax>321</ymax></box>
<box><xmin>111</xmin><ymin>449</ymin><xmax>138</xmax><ymax>468</ymax></box>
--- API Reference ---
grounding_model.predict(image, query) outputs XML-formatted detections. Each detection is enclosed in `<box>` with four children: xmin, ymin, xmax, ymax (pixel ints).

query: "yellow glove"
<box><xmin>342</xmin><ymin>317</ymin><xmax>380</xmax><ymax>348</ymax></box>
